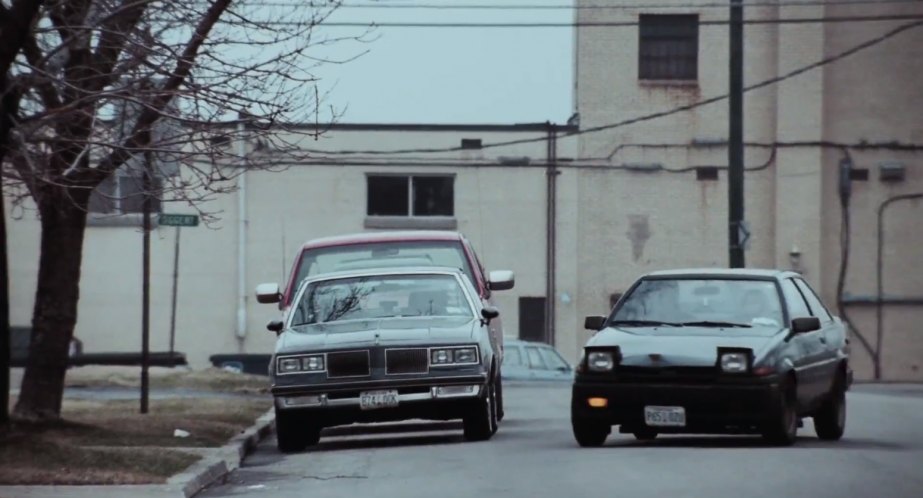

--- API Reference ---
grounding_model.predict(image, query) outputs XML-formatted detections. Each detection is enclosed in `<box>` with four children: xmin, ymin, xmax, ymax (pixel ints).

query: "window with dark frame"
<box><xmin>88</xmin><ymin>173</ymin><xmax>163</xmax><ymax>215</ymax></box>
<box><xmin>639</xmin><ymin>14</ymin><xmax>699</xmax><ymax>81</ymax></box>
<box><xmin>366</xmin><ymin>174</ymin><xmax>454</xmax><ymax>217</ymax></box>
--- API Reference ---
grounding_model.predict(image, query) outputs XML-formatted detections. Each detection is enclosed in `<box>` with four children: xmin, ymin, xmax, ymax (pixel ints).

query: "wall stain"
<box><xmin>626</xmin><ymin>214</ymin><xmax>651</xmax><ymax>261</ymax></box>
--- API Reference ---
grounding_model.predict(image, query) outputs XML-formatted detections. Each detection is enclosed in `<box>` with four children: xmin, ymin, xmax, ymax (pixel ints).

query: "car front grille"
<box><xmin>326</xmin><ymin>350</ymin><xmax>370</xmax><ymax>378</ymax></box>
<box><xmin>614</xmin><ymin>366</ymin><xmax>718</xmax><ymax>384</ymax></box>
<box><xmin>386</xmin><ymin>348</ymin><xmax>429</xmax><ymax>375</ymax></box>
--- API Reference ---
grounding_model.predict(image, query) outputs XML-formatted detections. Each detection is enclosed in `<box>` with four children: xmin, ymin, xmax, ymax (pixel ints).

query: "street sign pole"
<box><xmin>169</xmin><ymin>227</ymin><xmax>180</xmax><ymax>361</ymax></box>
<box><xmin>141</xmin><ymin>152</ymin><xmax>152</xmax><ymax>415</ymax></box>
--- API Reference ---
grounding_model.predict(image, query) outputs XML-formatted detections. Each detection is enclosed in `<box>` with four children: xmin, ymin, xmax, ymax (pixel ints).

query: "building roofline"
<box><xmin>273</xmin><ymin>122</ymin><xmax>579</xmax><ymax>133</ymax></box>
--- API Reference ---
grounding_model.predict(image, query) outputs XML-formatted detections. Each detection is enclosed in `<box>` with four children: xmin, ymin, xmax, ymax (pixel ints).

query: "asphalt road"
<box><xmin>202</xmin><ymin>383</ymin><xmax>923</xmax><ymax>498</ymax></box>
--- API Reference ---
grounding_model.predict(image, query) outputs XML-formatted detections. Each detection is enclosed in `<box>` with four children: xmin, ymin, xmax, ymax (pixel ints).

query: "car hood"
<box><xmin>276</xmin><ymin>316</ymin><xmax>479</xmax><ymax>354</ymax></box>
<box><xmin>586</xmin><ymin>325</ymin><xmax>784</xmax><ymax>367</ymax></box>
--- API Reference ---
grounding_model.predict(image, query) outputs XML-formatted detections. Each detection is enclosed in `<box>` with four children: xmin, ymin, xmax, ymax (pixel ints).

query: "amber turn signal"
<box><xmin>587</xmin><ymin>397</ymin><xmax>608</xmax><ymax>408</ymax></box>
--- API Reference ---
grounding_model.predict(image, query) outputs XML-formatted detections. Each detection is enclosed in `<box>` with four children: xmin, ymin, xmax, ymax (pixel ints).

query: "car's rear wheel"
<box><xmin>572</xmin><ymin>419</ymin><xmax>610</xmax><ymax>447</ymax></box>
<box><xmin>463</xmin><ymin>377</ymin><xmax>498</xmax><ymax>441</ymax></box>
<box><xmin>633</xmin><ymin>428</ymin><xmax>658</xmax><ymax>441</ymax></box>
<box><xmin>762</xmin><ymin>381</ymin><xmax>798</xmax><ymax>446</ymax></box>
<box><xmin>814</xmin><ymin>373</ymin><xmax>847</xmax><ymax>441</ymax></box>
<box><xmin>275</xmin><ymin>406</ymin><xmax>322</xmax><ymax>453</ymax></box>
<box><xmin>496</xmin><ymin>374</ymin><xmax>505</xmax><ymax>422</ymax></box>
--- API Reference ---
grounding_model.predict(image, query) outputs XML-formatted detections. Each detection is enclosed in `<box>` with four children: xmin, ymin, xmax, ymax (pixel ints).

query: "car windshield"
<box><xmin>611</xmin><ymin>278</ymin><xmax>784</xmax><ymax>328</ymax></box>
<box><xmin>294</xmin><ymin>241</ymin><xmax>475</xmax><ymax>291</ymax></box>
<box><xmin>291</xmin><ymin>274</ymin><xmax>474</xmax><ymax>326</ymax></box>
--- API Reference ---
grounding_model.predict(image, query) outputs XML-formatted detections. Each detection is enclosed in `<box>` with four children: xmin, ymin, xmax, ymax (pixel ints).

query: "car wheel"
<box><xmin>814</xmin><ymin>374</ymin><xmax>847</xmax><ymax>441</ymax></box>
<box><xmin>463</xmin><ymin>377</ymin><xmax>498</xmax><ymax>441</ymax></box>
<box><xmin>572</xmin><ymin>419</ymin><xmax>610</xmax><ymax>447</ymax></box>
<box><xmin>275</xmin><ymin>406</ymin><xmax>322</xmax><ymax>453</ymax></box>
<box><xmin>633</xmin><ymin>428</ymin><xmax>658</xmax><ymax>441</ymax></box>
<box><xmin>762</xmin><ymin>382</ymin><xmax>798</xmax><ymax>446</ymax></box>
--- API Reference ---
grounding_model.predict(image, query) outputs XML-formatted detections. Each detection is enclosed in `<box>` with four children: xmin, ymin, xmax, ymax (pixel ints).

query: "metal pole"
<box><xmin>728</xmin><ymin>0</ymin><xmax>746</xmax><ymax>268</ymax></box>
<box><xmin>169</xmin><ymin>226</ymin><xmax>180</xmax><ymax>363</ymax></box>
<box><xmin>141</xmin><ymin>152</ymin><xmax>152</xmax><ymax>414</ymax></box>
<box><xmin>544</xmin><ymin>123</ymin><xmax>555</xmax><ymax>345</ymax></box>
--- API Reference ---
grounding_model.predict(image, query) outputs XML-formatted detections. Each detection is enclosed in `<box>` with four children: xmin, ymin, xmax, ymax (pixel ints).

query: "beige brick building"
<box><xmin>568</xmin><ymin>0</ymin><xmax>923</xmax><ymax>380</ymax></box>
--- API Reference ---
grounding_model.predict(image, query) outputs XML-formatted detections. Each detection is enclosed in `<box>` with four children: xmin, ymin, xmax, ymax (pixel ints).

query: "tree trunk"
<box><xmin>13</xmin><ymin>192</ymin><xmax>88</xmax><ymax>421</ymax></box>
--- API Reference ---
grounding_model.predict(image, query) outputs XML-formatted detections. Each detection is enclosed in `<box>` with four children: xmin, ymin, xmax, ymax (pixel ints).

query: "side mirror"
<box><xmin>267</xmin><ymin>320</ymin><xmax>284</xmax><ymax>334</ymax></box>
<box><xmin>791</xmin><ymin>316</ymin><xmax>821</xmax><ymax>334</ymax></box>
<box><xmin>487</xmin><ymin>270</ymin><xmax>515</xmax><ymax>291</ymax></box>
<box><xmin>584</xmin><ymin>315</ymin><xmax>607</xmax><ymax>331</ymax></box>
<box><xmin>255</xmin><ymin>283</ymin><xmax>282</xmax><ymax>304</ymax></box>
<box><xmin>481</xmin><ymin>306</ymin><xmax>500</xmax><ymax>322</ymax></box>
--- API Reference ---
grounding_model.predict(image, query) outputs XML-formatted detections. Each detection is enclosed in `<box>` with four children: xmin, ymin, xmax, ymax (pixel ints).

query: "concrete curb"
<box><xmin>167</xmin><ymin>408</ymin><xmax>275</xmax><ymax>498</ymax></box>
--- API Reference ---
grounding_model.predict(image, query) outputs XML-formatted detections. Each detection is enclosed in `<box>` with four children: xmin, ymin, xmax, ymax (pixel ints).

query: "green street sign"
<box><xmin>159</xmin><ymin>213</ymin><xmax>199</xmax><ymax>227</ymax></box>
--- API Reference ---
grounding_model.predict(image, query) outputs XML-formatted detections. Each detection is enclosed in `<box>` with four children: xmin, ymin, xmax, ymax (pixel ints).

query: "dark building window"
<box><xmin>89</xmin><ymin>173</ymin><xmax>162</xmax><ymax>214</ymax></box>
<box><xmin>639</xmin><ymin>14</ymin><xmax>699</xmax><ymax>81</ymax></box>
<box><xmin>367</xmin><ymin>174</ymin><xmax>454</xmax><ymax>217</ymax></box>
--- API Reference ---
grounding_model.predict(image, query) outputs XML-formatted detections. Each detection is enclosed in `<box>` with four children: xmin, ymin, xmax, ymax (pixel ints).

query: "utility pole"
<box><xmin>1</xmin><ymin>191</ymin><xmax>10</xmax><ymax>426</ymax></box>
<box><xmin>141</xmin><ymin>151</ymin><xmax>152</xmax><ymax>414</ymax></box>
<box><xmin>545</xmin><ymin>122</ymin><xmax>559</xmax><ymax>346</ymax></box>
<box><xmin>728</xmin><ymin>0</ymin><xmax>746</xmax><ymax>268</ymax></box>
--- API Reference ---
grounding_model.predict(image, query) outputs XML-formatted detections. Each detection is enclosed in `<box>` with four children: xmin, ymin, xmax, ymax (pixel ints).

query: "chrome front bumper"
<box><xmin>276</xmin><ymin>384</ymin><xmax>481</xmax><ymax>409</ymax></box>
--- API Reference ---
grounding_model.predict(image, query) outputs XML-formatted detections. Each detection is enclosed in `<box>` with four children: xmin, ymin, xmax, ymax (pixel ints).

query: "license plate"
<box><xmin>359</xmin><ymin>390</ymin><xmax>399</xmax><ymax>410</ymax></box>
<box><xmin>644</xmin><ymin>406</ymin><xmax>686</xmax><ymax>427</ymax></box>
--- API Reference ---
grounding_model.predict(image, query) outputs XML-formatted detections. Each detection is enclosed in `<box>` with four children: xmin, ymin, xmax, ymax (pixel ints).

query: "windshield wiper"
<box><xmin>679</xmin><ymin>320</ymin><xmax>752</xmax><ymax>328</ymax></box>
<box><xmin>610</xmin><ymin>319</ymin><xmax>683</xmax><ymax>328</ymax></box>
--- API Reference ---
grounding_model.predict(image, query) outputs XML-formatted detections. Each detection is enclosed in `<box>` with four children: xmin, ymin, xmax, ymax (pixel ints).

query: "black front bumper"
<box><xmin>572</xmin><ymin>378</ymin><xmax>783</xmax><ymax>434</ymax></box>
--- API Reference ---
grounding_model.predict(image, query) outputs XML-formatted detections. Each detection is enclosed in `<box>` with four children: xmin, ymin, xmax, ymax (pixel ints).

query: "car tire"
<box><xmin>633</xmin><ymin>429</ymin><xmax>658</xmax><ymax>441</ymax></box>
<box><xmin>463</xmin><ymin>377</ymin><xmax>498</xmax><ymax>441</ymax></box>
<box><xmin>814</xmin><ymin>374</ymin><xmax>847</xmax><ymax>441</ymax></box>
<box><xmin>572</xmin><ymin>419</ymin><xmax>610</xmax><ymax>447</ymax></box>
<box><xmin>275</xmin><ymin>406</ymin><xmax>322</xmax><ymax>453</ymax></box>
<box><xmin>762</xmin><ymin>382</ymin><xmax>798</xmax><ymax>446</ymax></box>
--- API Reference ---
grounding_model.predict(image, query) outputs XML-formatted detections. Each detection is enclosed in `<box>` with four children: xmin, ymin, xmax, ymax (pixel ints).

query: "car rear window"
<box><xmin>290</xmin><ymin>241</ymin><xmax>475</xmax><ymax>299</ymax></box>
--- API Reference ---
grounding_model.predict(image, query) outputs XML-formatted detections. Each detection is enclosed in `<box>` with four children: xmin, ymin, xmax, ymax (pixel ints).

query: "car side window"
<box><xmin>781</xmin><ymin>278</ymin><xmax>812</xmax><ymax>320</ymax></box>
<box><xmin>526</xmin><ymin>347</ymin><xmax>546</xmax><ymax>369</ymax></box>
<box><xmin>793</xmin><ymin>279</ymin><xmax>833</xmax><ymax>322</ymax></box>
<box><xmin>539</xmin><ymin>347</ymin><xmax>569</xmax><ymax>371</ymax></box>
<box><xmin>502</xmin><ymin>347</ymin><xmax>523</xmax><ymax>367</ymax></box>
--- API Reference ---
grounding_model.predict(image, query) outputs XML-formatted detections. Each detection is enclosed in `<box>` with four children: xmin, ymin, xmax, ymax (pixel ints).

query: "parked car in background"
<box><xmin>256</xmin><ymin>230</ymin><xmax>515</xmax><ymax>419</ymax></box>
<box><xmin>502</xmin><ymin>339</ymin><xmax>574</xmax><ymax>381</ymax></box>
<box><xmin>267</xmin><ymin>267</ymin><xmax>503</xmax><ymax>452</ymax></box>
<box><xmin>572</xmin><ymin>269</ymin><xmax>851</xmax><ymax>447</ymax></box>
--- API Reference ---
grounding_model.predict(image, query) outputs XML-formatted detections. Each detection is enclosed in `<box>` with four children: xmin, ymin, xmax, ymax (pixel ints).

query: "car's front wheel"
<box><xmin>762</xmin><ymin>382</ymin><xmax>798</xmax><ymax>446</ymax></box>
<box><xmin>463</xmin><ymin>377</ymin><xmax>498</xmax><ymax>441</ymax></box>
<box><xmin>275</xmin><ymin>406</ymin><xmax>322</xmax><ymax>453</ymax></box>
<box><xmin>814</xmin><ymin>374</ymin><xmax>847</xmax><ymax>441</ymax></box>
<box><xmin>572</xmin><ymin>418</ymin><xmax>610</xmax><ymax>447</ymax></box>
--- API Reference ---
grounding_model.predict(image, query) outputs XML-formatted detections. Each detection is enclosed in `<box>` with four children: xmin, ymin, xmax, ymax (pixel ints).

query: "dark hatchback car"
<box><xmin>267</xmin><ymin>267</ymin><xmax>502</xmax><ymax>452</ymax></box>
<box><xmin>572</xmin><ymin>269</ymin><xmax>851</xmax><ymax>447</ymax></box>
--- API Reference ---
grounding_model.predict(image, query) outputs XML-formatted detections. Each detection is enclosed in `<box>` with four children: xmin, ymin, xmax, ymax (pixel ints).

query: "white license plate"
<box><xmin>644</xmin><ymin>406</ymin><xmax>686</xmax><ymax>427</ymax></box>
<box><xmin>359</xmin><ymin>390</ymin><xmax>399</xmax><ymax>410</ymax></box>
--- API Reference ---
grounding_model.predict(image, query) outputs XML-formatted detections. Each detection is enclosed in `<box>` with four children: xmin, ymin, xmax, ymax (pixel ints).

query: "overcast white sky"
<box><xmin>304</xmin><ymin>1</ymin><xmax>575</xmax><ymax>124</ymax></box>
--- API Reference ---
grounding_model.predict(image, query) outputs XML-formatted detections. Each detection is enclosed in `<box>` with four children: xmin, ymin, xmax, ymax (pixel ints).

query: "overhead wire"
<box><xmin>260</xmin><ymin>0</ymin><xmax>923</xmax><ymax>10</ymax></box>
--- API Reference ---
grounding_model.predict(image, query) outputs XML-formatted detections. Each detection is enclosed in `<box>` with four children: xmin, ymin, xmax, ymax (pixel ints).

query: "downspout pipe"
<box><xmin>236</xmin><ymin>117</ymin><xmax>249</xmax><ymax>347</ymax></box>
<box><xmin>545</xmin><ymin>122</ymin><xmax>559</xmax><ymax>346</ymax></box>
<box><xmin>876</xmin><ymin>192</ymin><xmax>923</xmax><ymax>380</ymax></box>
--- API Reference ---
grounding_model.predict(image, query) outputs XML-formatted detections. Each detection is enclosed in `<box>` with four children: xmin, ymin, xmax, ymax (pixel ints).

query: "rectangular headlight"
<box><xmin>431</xmin><ymin>349</ymin><xmax>453</xmax><ymax>365</ymax></box>
<box><xmin>301</xmin><ymin>355</ymin><xmax>325</xmax><ymax>372</ymax></box>
<box><xmin>719</xmin><ymin>351</ymin><xmax>749</xmax><ymax>373</ymax></box>
<box><xmin>587</xmin><ymin>351</ymin><xmax>615</xmax><ymax>372</ymax></box>
<box><xmin>454</xmin><ymin>347</ymin><xmax>478</xmax><ymax>364</ymax></box>
<box><xmin>277</xmin><ymin>357</ymin><xmax>302</xmax><ymax>374</ymax></box>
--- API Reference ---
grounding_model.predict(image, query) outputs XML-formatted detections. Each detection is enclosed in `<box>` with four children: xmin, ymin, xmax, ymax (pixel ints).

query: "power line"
<box><xmin>233</xmin><ymin>14</ymin><xmax>923</xmax><ymax>28</ymax></box>
<box><xmin>261</xmin><ymin>0</ymin><xmax>923</xmax><ymax>10</ymax></box>
<box><xmin>283</xmin><ymin>19</ymin><xmax>923</xmax><ymax>156</ymax></box>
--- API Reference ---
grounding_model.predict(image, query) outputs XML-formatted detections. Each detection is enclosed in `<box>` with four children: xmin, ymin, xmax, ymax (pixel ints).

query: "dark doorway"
<box><xmin>519</xmin><ymin>297</ymin><xmax>547</xmax><ymax>343</ymax></box>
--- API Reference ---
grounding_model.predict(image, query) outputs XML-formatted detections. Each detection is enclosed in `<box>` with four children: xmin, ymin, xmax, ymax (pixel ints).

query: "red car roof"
<box><xmin>301</xmin><ymin>230</ymin><xmax>463</xmax><ymax>250</ymax></box>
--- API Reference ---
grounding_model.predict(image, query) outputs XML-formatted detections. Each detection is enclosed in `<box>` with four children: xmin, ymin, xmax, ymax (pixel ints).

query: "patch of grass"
<box><xmin>0</xmin><ymin>397</ymin><xmax>270</xmax><ymax>485</ymax></box>
<box><xmin>65</xmin><ymin>366</ymin><xmax>270</xmax><ymax>395</ymax></box>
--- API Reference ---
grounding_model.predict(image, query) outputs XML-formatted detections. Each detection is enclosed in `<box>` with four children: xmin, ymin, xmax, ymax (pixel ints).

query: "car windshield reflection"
<box><xmin>611</xmin><ymin>278</ymin><xmax>783</xmax><ymax>329</ymax></box>
<box><xmin>291</xmin><ymin>274</ymin><xmax>474</xmax><ymax>327</ymax></box>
